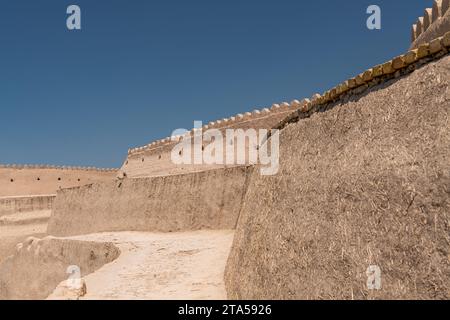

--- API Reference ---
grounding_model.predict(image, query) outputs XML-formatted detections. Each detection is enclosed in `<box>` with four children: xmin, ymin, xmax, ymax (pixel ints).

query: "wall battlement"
<box><xmin>126</xmin><ymin>100</ymin><xmax>310</xmax><ymax>157</ymax></box>
<box><xmin>411</xmin><ymin>0</ymin><xmax>450</xmax><ymax>48</ymax></box>
<box><xmin>121</xmin><ymin>105</ymin><xmax>298</xmax><ymax>177</ymax></box>
<box><xmin>226</xmin><ymin>49</ymin><xmax>450</xmax><ymax>301</ymax></box>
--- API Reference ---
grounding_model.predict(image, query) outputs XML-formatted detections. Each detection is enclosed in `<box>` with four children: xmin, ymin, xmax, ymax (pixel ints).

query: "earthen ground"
<box><xmin>48</xmin><ymin>230</ymin><xmax>234</xmax><ymax>300</ymax></box>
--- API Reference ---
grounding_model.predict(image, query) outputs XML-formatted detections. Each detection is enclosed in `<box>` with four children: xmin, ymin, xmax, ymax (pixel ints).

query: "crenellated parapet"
<box><xmin>126</xmin><ymin>99</ymin><xmax>310</xmax><ymax>157</ymax></box>
<box><xmin>0</xmin><ymin>164</ymin><xmax>117</xmax><ymax>172</ymax></box>
<box><xmin>411</xmin><ymin>0</ymin><xmax>450</xmax><ymax>48</ymax></box>
<box><xmin>277</xmin><ymin>32</ymin><xmax>450</xmax><ymax>131</ymax></box>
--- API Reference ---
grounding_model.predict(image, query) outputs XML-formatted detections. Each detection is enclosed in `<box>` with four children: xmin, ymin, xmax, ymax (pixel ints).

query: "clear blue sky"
<box><xmin>0</xmin><ymin>0</ymin><xmax>429</xmax><ymax>168</ymax></box>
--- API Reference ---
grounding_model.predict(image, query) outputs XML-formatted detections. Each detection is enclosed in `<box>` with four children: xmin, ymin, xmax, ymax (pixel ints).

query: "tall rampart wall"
<box><xmin>225</xmin><ymin>38</ymin><xmax>450</xmax><ymax>300</ymax></box>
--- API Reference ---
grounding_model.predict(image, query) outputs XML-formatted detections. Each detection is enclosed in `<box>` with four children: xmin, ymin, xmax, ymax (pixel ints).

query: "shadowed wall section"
<box><xmin>225</xmin><ymin>55</ymin><xmax>450</xmax><ymax>300</ymax></box>
<box><xmin>47</xmin><ymin>166</ymin><xmax>253</xmax><ymax>237</ymax></box>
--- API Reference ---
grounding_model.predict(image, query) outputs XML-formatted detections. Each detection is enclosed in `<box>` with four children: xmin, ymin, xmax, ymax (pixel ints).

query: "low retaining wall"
<box><xmin>47</xmin><ymin>166</ymin><xmax>253</xmax><ymax>237</ymax></box>
<box><xmin>0</xmin><ymin>236</ymin><xmax>120</xmax><ymax>300</ymax></box>
<box><xmin>0</xmin><ymin>195</ymin><xmax>55</xmax><ymax>217</ymax></box>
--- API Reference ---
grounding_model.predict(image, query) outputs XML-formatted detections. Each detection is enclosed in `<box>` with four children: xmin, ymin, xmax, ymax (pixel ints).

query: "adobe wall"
<box><xmin>225</xmin><ymin>49</ymin><xmax>450</xmax><ymax>298</ymax></box>
<box><xmin>0</xmin><ymin>165</ymin><xmax>117</xmax><ymax>198</ymax></box>
<box><xmin>0</xmin><ymin>236</ymin><xmax>120</xmax><ymax>300</ymax></box>
<box><xmin>411</xmin><ymin>0</ymin><xmax>450</xmax><ymax>48</ymax></box>
<box><xmin>120</xmin><ymin>102</ymin><xmax>307</xmax><ymax>178</ymax></box>
<box><xmin>47</xmin><ymin>166</ymin><xmax>253</xmax><ymax>237</ymax></box>
<box><xmin>0</xmin><ymin>195</ymin><xmax>55</xmax><ymax>217</ymax></box>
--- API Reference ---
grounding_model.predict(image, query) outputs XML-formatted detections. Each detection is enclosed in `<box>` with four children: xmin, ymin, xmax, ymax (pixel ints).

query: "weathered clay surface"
<box><xmin>122</xmin><ymin>111</ymin><xmax>291</xmax><ymax>178</ymax></box>
<box><xmin>225</xmin><ymin>55</ymin><xmax>450</xmax><ymax>300</ymax></box>
<box><xmin>0</xmin><ymin>166</ymin><xmax>116</xmax><ymax>198</ymax></box>
<box><xmin>0</xmin><ymin>237</ymin><xmax>120</xmax><ymax>300</ymax></box>
<box><xmin>1</xmin><ymin>4</ymin><xmax>449</xmax><ymax>302</ymax></box>
<box><xmin>48</xmin><ymin>166</ymin><xmax>253</xmax><ymax>237</ymax></box>
<box><xmin>0</xmin><ymin>195</ymin><xmax>55</xmax><ymax>217</ymax></box>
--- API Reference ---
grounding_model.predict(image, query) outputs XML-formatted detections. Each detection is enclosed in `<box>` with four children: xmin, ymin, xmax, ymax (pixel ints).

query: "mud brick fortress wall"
<box><xmin>0</xmin><ymin>1</ymin><xmax>449</xmax><ymax>300</ymax></box>
<box><xmin>0</xmin><ymin>165</ymin><xmax>117</xmax><ymax>198</ymax></box>
<box><xmin>47</xmin><ymin>166</ymin><xmax>253</xmax><ymax>236</ymax></box>
<box><xmin>0</xmin><ymin>195</ymin><xmax>55</xmax><ymax>217</ymax></box>
<box><xmin>225</xmin><ymin>32</ymin><xmax>450</xmax><ymax>300</ymax></box>
<box><xmin>120</xmin><ymin>102</ymin><xmax>308</xmax><ymax>178</ymax></box>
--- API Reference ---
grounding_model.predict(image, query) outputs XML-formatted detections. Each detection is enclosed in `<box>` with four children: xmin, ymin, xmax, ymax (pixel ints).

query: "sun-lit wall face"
<box><xmin>0</xmin><ymin>166</ymin><xmax>117</xmax><ymax>197</ymax></box>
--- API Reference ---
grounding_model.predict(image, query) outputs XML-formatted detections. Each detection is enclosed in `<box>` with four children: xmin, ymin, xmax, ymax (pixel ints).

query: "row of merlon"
<box><xmin>128</xmin><ymin>100</ymin><xmax>310</xmax><ymax>154</ymax></box>
<box><xmin>128</xmin><ymin>32</ymin><xmax>450</xmax><ymax>156</ymax></box>
<box><xmin>412</xmin><ymin>0</ymin><xmax>449</xmax><ymax>42</ymax></box>
<box><xmin>0</xmin><ymin>164</ymin><xmax>117</xmax><ymax>172</ymax></box>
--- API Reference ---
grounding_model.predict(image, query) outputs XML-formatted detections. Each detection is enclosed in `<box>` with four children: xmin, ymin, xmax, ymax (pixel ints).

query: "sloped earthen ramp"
<box><xmin>225</xmin><ymin>55</ymin><xmax>450</xmax><ymax>300</ymax></box>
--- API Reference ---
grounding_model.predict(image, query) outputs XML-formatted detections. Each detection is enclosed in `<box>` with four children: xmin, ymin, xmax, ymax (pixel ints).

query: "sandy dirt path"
<box><xmin>63</xmin><ymin>230</ymin><xmax>234</xmax><ymax>300</ymax></box>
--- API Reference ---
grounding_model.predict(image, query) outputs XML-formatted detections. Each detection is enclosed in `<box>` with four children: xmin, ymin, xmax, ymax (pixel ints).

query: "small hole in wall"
<box><xmin>142</xmin><ymin>158</ymin><xmax>145</xmax><ymax>162</ymax></box>
<box><xmin>37</xmin><ymin>177</ymin><xmax>40</xmax><ymax>181</ymax></box>
<box><xmin>58</xmin><ymin>178</ymin><xmax>61</xmax><ymax>181</ymax></box>
<box><xmin>202</xmin><ymin>146</ymin><xmax>205</xmax><ymax>151</ymax></box>
<box><xmin>179</xmin><ymin>150</ymin><xmax>182</xmax><ymax>156</ymax></box>
<box><xmin>10</xmin><ymin>179</ymin><xmax>14</xmax><ymax>182</ymax></box>
<box><xmin>158</xmin><ymin>155</ymin><xmax>162</xmax><ymax>159</ymax></box>
<box><xmin>78</xmin><ymin>179</ymin><xmax>81</xmax><ymax>182</ymax></box>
